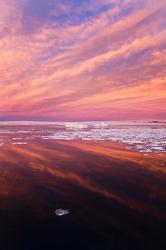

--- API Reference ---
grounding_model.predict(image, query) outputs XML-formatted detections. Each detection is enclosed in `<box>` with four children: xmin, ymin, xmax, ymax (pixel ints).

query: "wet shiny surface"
<box><xmin>0</xmin><ymin>137</ymin><xmax>166</xmax><ymax>249</ymax></box>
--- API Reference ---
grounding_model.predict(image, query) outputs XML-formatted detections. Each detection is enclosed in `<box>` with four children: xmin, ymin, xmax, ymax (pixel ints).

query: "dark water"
<box><xmin>0</xmin><ymin>136</ymin><xmax>166</xmax><ymax>250</ymax></box>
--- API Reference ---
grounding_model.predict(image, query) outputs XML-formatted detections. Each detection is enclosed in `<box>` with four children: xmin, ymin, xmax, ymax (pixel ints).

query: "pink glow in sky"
<box><xmin>0</xmin><ymin>0</ymin><xmax>165</xmax><ymax>121</ymax></box>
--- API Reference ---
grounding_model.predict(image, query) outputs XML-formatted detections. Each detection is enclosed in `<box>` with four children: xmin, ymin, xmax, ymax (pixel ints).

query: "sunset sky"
<box><xmin>0</xmin><ymin>0</ymin><xmax>165</xmax><ymax>121</ymax></box>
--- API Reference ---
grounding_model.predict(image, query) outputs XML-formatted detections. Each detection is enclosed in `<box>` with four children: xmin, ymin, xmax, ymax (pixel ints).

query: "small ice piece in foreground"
<box><xmin>55</xmin><ymin>209</ymin><xmax>69</xmax><ymax>216</ymax></box>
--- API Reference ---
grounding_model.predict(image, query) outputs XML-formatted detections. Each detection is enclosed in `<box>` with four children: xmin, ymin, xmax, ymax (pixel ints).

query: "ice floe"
<box><xmin>0</xmin><ymin>121</ymin><xmax>165</xmax><ymax>153</ymax></box>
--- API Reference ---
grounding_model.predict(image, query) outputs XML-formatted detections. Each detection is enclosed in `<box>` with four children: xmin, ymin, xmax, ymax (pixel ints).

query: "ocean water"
<box><xmin>0</xmin><ymin>121</ymin><xmax>166</xmax><ymax>250</ymax></box>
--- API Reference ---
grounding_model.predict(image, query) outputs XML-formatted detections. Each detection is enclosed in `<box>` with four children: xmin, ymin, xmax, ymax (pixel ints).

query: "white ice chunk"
<box><xmin>55</xmin><ymin>209</ymin><xmax>69</xmax><ymax>216</ymax></box>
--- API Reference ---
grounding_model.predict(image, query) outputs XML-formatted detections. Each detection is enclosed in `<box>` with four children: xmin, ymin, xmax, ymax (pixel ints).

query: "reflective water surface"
<box><xmin>0</xmin><ymin>125</ymin><xmax>166</xmax><ymax>250</ymax></box>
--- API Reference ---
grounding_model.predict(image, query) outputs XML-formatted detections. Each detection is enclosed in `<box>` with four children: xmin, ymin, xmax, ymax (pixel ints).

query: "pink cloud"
<box><xmin>0</xmin><ymin>0</ymin><xmax>165</xmax><ymax>120</ymax></box>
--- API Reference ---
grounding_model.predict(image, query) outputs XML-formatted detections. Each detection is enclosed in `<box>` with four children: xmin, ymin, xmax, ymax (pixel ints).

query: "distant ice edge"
<box><xmin>0</xmin><ymin>121</ymin><xmax>165</xmax><ymax>153</ymax></box>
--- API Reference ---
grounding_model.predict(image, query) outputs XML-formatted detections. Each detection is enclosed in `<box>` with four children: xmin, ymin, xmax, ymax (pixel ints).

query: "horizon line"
<box><xmin>0</xmin><ymin>119</ymin><xmax>165</xmax><ymax>123</ymax></box>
